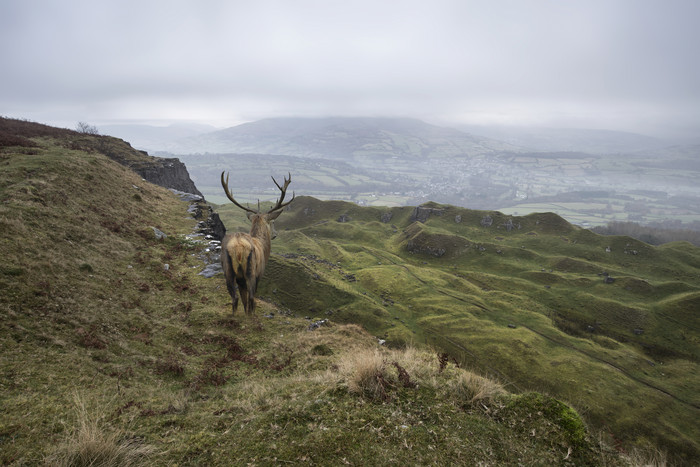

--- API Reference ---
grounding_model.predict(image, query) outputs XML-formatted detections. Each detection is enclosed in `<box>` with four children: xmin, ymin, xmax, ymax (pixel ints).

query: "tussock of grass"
<box><xmin>337</xmin><ymin>345</ymin><xmax>506</xmax><ymax>408</ymax></box>
<box><xmin>625</xmin><ymin>447</ymin><xmax>668</xmax><ymax>467</ymax></box>
<box><xmin>45</xmin><ymin>394</ymin><xmax>156</xmax><ymax>467</ymax></box>
<box><xmin>340</xmin><ymin>348</ymin><xmax>389</xmax><ymax>400</ymax></box>
<box><xmin>448</xmin><ymin>371</ymin><xmax>506</xmax><ymax>407</ymax></box>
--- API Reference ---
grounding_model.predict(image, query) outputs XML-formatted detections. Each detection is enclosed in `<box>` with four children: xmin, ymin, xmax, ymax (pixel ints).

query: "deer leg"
<box><xmin>248</xmin><ymin>291</ymin><xmax>255</xmax><ymax>315</ymax></box>
<box><xmin>226</xmin><ymin>276</ymin><xmax>240</xmax><ymax>313</ymax></box>
<box><xmin>239</xmin><ymin>284</ymin><xmax>249</xmax><ymax>315</ymax></box>
<box><xmin>230</xmin><ymin>285</ymin><xmax>239</xmax><ymax>314</ymax></box>
<box><xmin>247</xmin><ymin>279</ymin><xmax>258</xmax><ymax>315</ymax></box>
<box><xmin>223</xmin><ymin>248</ymin><xmax>240</xmax><ymax>314</ymax></box>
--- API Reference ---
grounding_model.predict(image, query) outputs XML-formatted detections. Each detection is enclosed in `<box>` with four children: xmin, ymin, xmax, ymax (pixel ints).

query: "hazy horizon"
<box><xmin>2</xmin><ymin>0</ymin><xmax>700</xmax><ymax>139</ymax></box>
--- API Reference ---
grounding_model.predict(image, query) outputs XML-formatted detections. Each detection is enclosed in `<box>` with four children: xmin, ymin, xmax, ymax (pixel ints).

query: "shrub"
<box><xmin>76</xmin><ymin>122</ymin><xmax>100</xmax><ymax>135</ymax></box>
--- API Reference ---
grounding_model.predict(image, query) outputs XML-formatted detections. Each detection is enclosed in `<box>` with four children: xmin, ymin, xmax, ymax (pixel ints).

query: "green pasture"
<box><xmin>214</xmin><ymin>196</ymin><xmax>700</xmax><ymax>463</ymax></box>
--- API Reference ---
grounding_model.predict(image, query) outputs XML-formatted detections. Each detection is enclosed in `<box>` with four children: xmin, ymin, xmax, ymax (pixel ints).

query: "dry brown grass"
<box><xmin>335</xmin><ymin>343</ymin><xmax>505</xmax><ymax>407</ymax></box>
<box><xmin>448</xmin><ymin>370</ymin><xmax>506</xmax><ymax>407</ymax></box>
<box><xmin>624</xmin><ymin>447</ymin><xmax>668</xmax><ymax>467</ymax></box>
<box><xmin>45</xmin><ymin>394</ymin><xmax>156</xmax><ymax>467</ymax></box>
<box><xmin>340</xmin><ymin>348</ymin><xmax>389</xmax><ymax>400</ymax></box>
<box><xmin>228</xmin><ymin>378</ymin><xmax>280</xmax><ymax>413</ymax></box>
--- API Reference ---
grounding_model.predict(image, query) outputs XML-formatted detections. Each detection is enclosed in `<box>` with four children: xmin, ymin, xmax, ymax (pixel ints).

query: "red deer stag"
<box><xmin>220</xmin><ymin>172</ymin><xmax>294</xmax><ymax>315</ymax></box>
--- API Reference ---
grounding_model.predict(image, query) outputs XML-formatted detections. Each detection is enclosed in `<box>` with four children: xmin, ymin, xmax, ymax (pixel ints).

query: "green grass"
<box><xmin>215</xmin><ymin>195</ymin><xmax>700</xmax><ymax>464</ymax></box>
<box><xmin>0</xmin><ymin>128</ymin><xmax>627</xmax><ymax>465</ymax></box>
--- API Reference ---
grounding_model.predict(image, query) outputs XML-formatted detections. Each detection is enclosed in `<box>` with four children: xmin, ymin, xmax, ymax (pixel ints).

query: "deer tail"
<box><xmin>228</xmin><ymin>236</ymin><xmax>252</xmax><ymax>279</ymax></box>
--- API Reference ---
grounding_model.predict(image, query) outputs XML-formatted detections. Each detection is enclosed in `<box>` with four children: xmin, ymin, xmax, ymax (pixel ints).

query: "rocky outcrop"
<box><xmin>75</xmin><ymin>131</ymin><xmax>205</xmax><ymax>198</ymax></box>
<box><xmin>503</xmin><ymin>218</ymin><xmax>521</xmax><ymax>232</ymax></box>
<box><xmin>1</xmin><ymin>116</ymin><xmax>206</xmax><ymax>209</ymax></box>
<box><xmin>411</xmin><ymin>205</ymin><xmax>445</xmax><ymax>223</ymax></box>
<box><xmin>170</xmin><ymin>189</ymin><xmax>226</xmax><ymax>242</ymax></box>
<box><xmin>133</xmin><ymin>157</ymin><xmax>203</xmax><ymax>197</ymax></box>
<box><xmin>169</xmin><ymin>189</ymin><xmax>226</xmax><ymax>278</ymax></box>
<box><xmin>480</xmin><ymin>215</ymin><xmax>493</xmax><ymax>227</ymax></box>
<box><xmin>406</xmin><ymin>241</ymin><xmax>446</xmax><ymax>257</ymax></box>
<box><xmin>203</xmin><ymin>211</ymin><xmax>226</xmax><ymax>242</ymax></box>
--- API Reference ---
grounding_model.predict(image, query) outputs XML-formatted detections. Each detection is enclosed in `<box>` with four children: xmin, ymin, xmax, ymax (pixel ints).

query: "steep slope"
<box><xmin>0</xmin><ymin>125</ymin><xmax>623</xmax><ymax>464</ymax></box>
<box><xmin>217</xmin><ymin>196</ymin><xmax>700</xmax><ymax>464</ymax></box>
<box><xmin>167</xmin><ymin>116</ymin><xmax>520</xmax><ymax>157</ymax></box>
<box><xmin>0</xmin><ymin>117</ymin><xmax>202</xmax><ymax>196</ymax></box>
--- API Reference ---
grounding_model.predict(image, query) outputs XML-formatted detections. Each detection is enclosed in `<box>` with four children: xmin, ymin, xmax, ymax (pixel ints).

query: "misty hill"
<box><xmin>0</xmin><ymin>121</ymin><xmax>632</xmax><ymax>464</ymax></box>
<box><xmin>100</xmin><ymin>117</ymin><xmax>676</xmax><ymax>158</ymax></box>
<box><xmin>460</xmin><ymin>125</ymin><xmax>670</xmax><ymax>155</ymax></box>
<box><xmin>164</xmin><ymin>116</ymin><xmax>520</xmax><ymax>158</ymax></box>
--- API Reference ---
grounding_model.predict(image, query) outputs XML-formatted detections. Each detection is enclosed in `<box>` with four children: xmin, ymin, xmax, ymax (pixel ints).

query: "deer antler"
<box><xmin>268</xmin><ymin>172</ymin><xmax>295</xmax><ymax>213</ymax></box>
<box><xmin>221</xmin><ymin>171</ymin><xmax>258</xmax><ymax>214</ymax></box>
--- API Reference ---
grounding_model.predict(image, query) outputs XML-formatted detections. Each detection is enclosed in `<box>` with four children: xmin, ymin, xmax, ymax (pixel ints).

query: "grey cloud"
<box><xmin>1</xmin><ymin>0</ymin><xmax>699</xmax><ymax>137</ymax></box>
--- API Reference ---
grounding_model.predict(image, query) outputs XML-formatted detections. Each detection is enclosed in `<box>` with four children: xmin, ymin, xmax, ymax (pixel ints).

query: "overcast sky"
<box><xmin>2</xmin><ymin>0</ymin><xmax>699</xmax><ymax>137</ymax></box>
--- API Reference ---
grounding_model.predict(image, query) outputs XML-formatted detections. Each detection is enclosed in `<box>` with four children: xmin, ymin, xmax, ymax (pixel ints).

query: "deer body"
<box><xmin>220</xmin><ymin>172</ymin><xmax>293</xmax><ymax>315</ymax></box>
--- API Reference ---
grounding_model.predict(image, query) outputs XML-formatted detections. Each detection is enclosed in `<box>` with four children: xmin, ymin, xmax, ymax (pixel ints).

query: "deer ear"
<box><xmin>267</xmin><ymin>209</ymin><xmax>283</xmax><ymax>221</ymax></box>
<box><xmin>246</xmin><ymin>211</ymin><xmax>255</xmax><ymax>220</ymax></box>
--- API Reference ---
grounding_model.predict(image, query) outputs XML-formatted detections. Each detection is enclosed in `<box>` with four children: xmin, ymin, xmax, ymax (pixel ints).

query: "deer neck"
<box><xmin>250</xmin><ymin>217</ymin><xmax>272</xmax><ymax>259</ymax></box>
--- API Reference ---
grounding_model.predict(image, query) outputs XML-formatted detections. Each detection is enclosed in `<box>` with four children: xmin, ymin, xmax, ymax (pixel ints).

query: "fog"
<box><xmin>2</xmin><ymin>0</ymin><xmax>700</xmax><ymax>138</ymax></box>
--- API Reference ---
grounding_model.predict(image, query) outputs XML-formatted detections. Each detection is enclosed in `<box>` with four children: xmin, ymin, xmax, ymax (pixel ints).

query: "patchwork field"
<box><xmin>181</xmin><ymin>147</ymin><xmax>700</xmax><ymax>232</ymax></box>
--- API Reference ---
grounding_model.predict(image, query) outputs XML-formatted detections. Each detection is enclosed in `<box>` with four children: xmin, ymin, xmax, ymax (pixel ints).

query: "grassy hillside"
<box><xmin>0</xmin><ymin>126</ymin><xmax>628</xmax><ymax>464</ymax></box>
<box><xmin>218</xmin><ymin>195</ymin><xmax>700</xmax><ymax>464</ymax></box>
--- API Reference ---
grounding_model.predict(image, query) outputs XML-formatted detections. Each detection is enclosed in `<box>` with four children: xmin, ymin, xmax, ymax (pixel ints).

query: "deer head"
<box><xmin>220</xmin><ymin>171</ymin><xmax>295</xmax><ymax>237</ymax></box>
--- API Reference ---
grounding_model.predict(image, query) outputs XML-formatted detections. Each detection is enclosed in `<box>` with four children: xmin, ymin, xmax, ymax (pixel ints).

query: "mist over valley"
<box><xmin>102</xmin><ymin>117</ymin><xmax>700</xmax><ymax>233</ymax></box>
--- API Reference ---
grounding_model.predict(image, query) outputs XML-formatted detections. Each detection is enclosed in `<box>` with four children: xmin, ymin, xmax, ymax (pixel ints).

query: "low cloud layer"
<box><xmin>2</xmin><ymin>0</ymin><xmax>699</xmax><ymax>137</ymax></box>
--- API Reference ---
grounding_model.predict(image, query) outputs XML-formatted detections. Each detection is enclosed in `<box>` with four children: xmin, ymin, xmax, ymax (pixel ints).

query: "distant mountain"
<box><xmin>99</xmin><ymin>122</ymin><xmax>219</xmax><ymax>152</ymax></box>
<box><xmin>99</xmin><ymin>119</ymin><xmax>679</xmax><ymax>157</ymax></box>
<box><xmin>165</xmin><ymin>117</ymin><xmax>521</xmax><ymax>157</ymax></box>
<box><xmin>460</xmin><ymin>125</ymin><xmax>669</xmax><ymax>154</ymax></box>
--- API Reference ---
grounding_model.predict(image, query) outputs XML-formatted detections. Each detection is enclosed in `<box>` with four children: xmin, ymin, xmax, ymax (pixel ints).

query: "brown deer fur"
<box><xmin>220</xmin><ymin>172</ymin><xmax>293</xmax><ymax>315</ymax></box>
